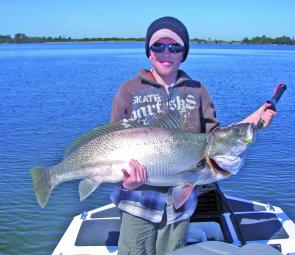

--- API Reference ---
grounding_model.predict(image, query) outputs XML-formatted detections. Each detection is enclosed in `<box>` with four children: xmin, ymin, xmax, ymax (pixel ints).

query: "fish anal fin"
<box><xmin>79</xmin><ymin>179</ymin><xmax>101</xmax><ymax>201</ymax></box>
<box><xmin>171</xmin><ymin>184</ymin><xmax>195</xmax><ymax>209</ymax></box>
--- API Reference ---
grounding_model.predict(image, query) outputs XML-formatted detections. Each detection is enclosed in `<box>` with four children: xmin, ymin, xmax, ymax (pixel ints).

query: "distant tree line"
<box><xmin>0</xmin><ymin>33</ymin><xmax>145</xmax><ymax>43</ymax></box>
<box><xmin>241</xmin><ymin>35</ymin><xmax>295</xmax><ymax>45</ymax></box>
<box><xmin>191</xmin><ymin>35</ymin><xmax>295</xmax><ymax>45</ymax></box>
<box><xmin>191</xmin><ymin>38</ymin><xmax>236</xmax><ymax>44</ymax></box>
<box><xmin>1</xmin><ymin>33</ymin><xmax>295</xmax><ymax>45</ymax></box>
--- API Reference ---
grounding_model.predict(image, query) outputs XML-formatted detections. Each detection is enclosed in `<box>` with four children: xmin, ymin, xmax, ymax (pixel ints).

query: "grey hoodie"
<box><xmin>112</xmin><ymin>69</ymin><xmax>219</xmax><ymax>132</ymax></box>
<box><xmin>110</xmin><ymin>69</ymin><xmax>220</xmax><ymax>223</ymax></box>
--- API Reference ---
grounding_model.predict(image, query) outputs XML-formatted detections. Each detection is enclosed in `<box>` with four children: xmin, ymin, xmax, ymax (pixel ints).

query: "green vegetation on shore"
<box><xmin>0</xmin><ymin>33</ymin><xmax>145</xmax><ymax>44</ymax></box>
<box><xmin>1</xmin><ymin>33</ymin><xmax>295</xmax><ymax>45</ymax></box>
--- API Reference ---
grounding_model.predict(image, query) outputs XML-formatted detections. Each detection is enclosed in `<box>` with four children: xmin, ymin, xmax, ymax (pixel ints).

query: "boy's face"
<box><xmin>149</xmin><ymin>37</ymin><xmax>183</xmax><ymax>78</ymax></box>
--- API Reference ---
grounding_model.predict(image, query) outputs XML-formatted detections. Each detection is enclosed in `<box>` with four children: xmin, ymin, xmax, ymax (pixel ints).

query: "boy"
<box><xmin>111</xmin><ymin>16</ymin><xmax>275</xmax><ymax>255</ymax></box>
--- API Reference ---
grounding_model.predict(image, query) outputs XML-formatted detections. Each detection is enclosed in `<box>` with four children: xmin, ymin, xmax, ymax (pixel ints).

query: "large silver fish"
<box><xmin>31</xmin><ymin>114</ymin><xmax>255</xmax><ymax>208</ymax></box>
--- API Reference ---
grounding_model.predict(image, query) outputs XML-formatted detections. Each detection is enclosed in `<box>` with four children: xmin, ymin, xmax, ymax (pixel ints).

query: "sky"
<box><xmin>1</xmin><ymin>0</ymin><xmax>294</xmax><ymax>41</ymax></box>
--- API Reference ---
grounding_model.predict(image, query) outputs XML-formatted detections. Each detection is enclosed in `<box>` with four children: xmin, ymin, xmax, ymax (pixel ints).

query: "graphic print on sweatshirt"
<box><xmin>130</xmin><ymin>91</ymin><xmax>199</xmax><ymax>125</ymax></box>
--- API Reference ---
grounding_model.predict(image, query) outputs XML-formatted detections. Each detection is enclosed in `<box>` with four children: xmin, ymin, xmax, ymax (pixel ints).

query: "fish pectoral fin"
<box><xmin>79</xmin><ymin>179</ymin><xmax>101</xmax><ymax>201</ymax></box>
<box><xmin>175</xmin><ymin>158</ymin><xmax>207</xmax><ymax>175</ymax></box>
<box><xmin>170</xmin><ymin>184</ymin><xmax>195</xmax><ymax>209</ymax></box>
<box><xmin>176</xmin><ymin>166</ymin><xmax>201</xmax><ymax>174</ymax></box>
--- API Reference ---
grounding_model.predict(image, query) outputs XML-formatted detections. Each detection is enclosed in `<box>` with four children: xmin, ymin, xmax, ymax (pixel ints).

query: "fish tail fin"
<box><xmin>31</xmin><ymin>166</ymin><xmax>53</xmax><ymax>208</ymax></box>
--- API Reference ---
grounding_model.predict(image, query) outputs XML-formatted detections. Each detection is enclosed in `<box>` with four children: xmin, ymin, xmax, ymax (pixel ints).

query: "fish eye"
<box><xmin>233</xmin><ymin>129</ymin><xmax>240</xmax><ymax>135</ymax></box>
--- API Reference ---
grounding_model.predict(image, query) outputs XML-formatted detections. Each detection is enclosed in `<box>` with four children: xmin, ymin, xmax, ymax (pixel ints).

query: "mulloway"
<box><xmin>31</xmin><ymin>113</ymin><xmax>255</xmax><ymax>209</ymax></box>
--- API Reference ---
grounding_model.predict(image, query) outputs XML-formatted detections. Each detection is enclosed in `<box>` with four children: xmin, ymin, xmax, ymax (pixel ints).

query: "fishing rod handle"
<box><xmin>266</xmin><ymin>83</ymin><xmax>287</xmax><ymax>111</ymax></box>
<box><xmin>257</xmin><ymin>83</ymin><xmax>287</xmax><ymax>129</ymax></box>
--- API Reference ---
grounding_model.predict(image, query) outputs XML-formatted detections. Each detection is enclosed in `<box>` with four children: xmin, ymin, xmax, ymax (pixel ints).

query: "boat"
<box><xmin>52</xmin><ymin>184</ymin><xmax>295</xmax><ymax>255</ymax></box>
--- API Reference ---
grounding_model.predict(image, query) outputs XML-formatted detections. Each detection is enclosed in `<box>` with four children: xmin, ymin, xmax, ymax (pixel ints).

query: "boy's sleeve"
<box><xmin>199</xmin><ymin>85</ymin><xmax>220</xmax><ymax>133</ymax></box>
<box><xmin>111</xmin><ymin>85</ymin><xmax>131</xmax><ymax>122</ymax></box>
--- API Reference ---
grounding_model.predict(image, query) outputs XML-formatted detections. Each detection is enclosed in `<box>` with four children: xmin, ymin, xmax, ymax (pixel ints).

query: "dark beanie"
<box><xmin>145</xmin><ymin>16</ymin><xmax>189</xmax><ymax>62</ymax></box>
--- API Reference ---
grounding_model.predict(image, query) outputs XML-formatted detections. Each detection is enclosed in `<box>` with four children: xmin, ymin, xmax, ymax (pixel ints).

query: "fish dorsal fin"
<box><xmin>151</xmin><ymin>111</ymin><xmax>185</xmax><ymax>129</ymax></box>
<box><xmin>64</xmin><ymin>119</ymin><xmax>143</xmax><ymax>157</ymax></box>
<box><xmin>64</xmin><ymin>112</ymin><xmax>183</xmax><ymax>157</ymax></box>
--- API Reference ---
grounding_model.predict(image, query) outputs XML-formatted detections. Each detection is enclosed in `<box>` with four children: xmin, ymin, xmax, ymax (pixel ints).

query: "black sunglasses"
<box><xmin>150</xmin><ymin>43</ymin><xmax>184</xmax><ymax>53</ymax></box>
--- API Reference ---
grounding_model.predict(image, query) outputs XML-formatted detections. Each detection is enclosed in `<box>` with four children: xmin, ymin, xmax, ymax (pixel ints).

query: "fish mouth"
<box><xmin>205</xmin><ymin>155</ymin><xmax>231</xmax><ymax>177</ymax></box>
<box><xmin>242</xmin><ymin>139</ymin><xmax>253</xmax><ymax>144</ymax></box>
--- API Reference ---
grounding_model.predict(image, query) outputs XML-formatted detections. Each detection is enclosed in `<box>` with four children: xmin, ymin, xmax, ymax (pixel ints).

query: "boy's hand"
<box><xmin>239</xmin><ymin>102</ymin><xmax>276</xmax><ymax>128</ymax></box>
<box><xmin>253</xmin><ymin>103</ymin><xmax>277</xmax><ymax>128</ymax></box>
<box><xmin>121</xmin><ymin>159</ymin><xmax>147</xmax><ymax>190</ymax></box>
<box><xmin>258</xmin><ymin>103</ymin><xmax>277</xmax><ymax>128</ymax></box>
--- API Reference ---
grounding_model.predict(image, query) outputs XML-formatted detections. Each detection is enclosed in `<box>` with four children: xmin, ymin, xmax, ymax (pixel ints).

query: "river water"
<box><xmin>0</xmin><ymin>42</ymin><xmax>294</xmax><ymax>254</ymax></box>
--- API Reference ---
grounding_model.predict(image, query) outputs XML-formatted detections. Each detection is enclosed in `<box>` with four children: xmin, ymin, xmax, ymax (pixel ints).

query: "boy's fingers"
<box><xmin>142</xmin><ymin>166</ymin><xmax>147</xmax><ymax>182</ymax></box>
<box><xmin>121</xmin><ymin>169</ymin><xmax>129</xmax><ymax>178</ymax></box>
<box><xmin>135</xmin><ymin>160</ymin><xmax>144</xmax><ymax>182</ymax></box>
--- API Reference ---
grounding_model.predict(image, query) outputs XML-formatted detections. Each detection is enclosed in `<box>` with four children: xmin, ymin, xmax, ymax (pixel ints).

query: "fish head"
<box><xmin>207</xmin><ymin>123</ymin><xmax>255</xmax><ymax>157</ymax></box>
<box><xmin>203</xmin><ymin>123</ymin><xmax>256</xmax><ymax>178</ymax></box>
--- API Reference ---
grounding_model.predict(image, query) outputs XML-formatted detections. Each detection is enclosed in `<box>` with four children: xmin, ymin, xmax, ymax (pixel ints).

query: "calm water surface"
<box><xmin>0</xmin><ymin>42</ymin><xmax>295</xmax><ymax>254</ymax></box>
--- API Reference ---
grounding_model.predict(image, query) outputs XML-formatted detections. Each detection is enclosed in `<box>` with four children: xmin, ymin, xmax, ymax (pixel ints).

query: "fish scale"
<box><xmin>103</xmin><ymin>128</ymin><xmax>206</xmax><ymax>184</ymax></box>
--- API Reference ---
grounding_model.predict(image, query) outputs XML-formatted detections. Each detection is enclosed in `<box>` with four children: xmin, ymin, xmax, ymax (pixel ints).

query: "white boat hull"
<box><xmin>53</xmin><ymin>186</ymin><xmax>295</xmax><ymax>255</ymax></box>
